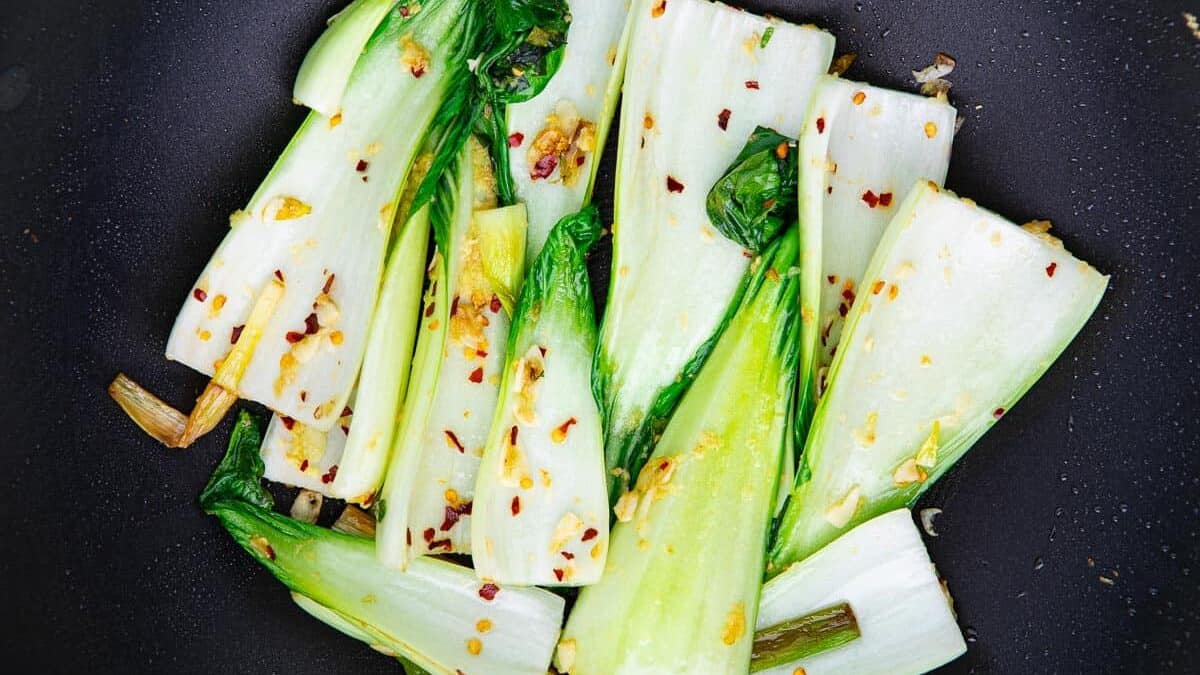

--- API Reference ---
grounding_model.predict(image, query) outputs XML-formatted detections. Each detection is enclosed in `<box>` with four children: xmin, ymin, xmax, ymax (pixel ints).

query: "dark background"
<box><xmin>1</xmin><ymin>0</ymin><xmax>1197</xmax><ymax>672</ymax></box>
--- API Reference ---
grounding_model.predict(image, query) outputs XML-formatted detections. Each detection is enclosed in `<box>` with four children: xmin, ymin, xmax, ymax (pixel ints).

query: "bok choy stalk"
<box><xmin>557</xmin><ymin>230</ymin><xmax>802</xmax><ymax>674</ymax></box>
<box><xmin>769</xmin><ymin>181</ymin><xmax>1109</xmax><ymax>571</ymax></box>
<box><xmin>202</xmin><ymin>411</ymin><xmax>565</xmax><ymax>675</ymax></box>
<box><xmin>594</xmin><ymin>0</ymin><xmax>834</xmax><ymax>498</ymax></box>
<box><xmin>145</xmin><ymin>1</ymin><xmax>481</xmax><ymax>445</ymax></box>
<box><xmin>756</xmin><ymin>509</ymin><xmax>966</xmax><ymax>675</ymax></box>
<box><xmin>471</xmin><ymin>207</ymin><xmax>609</xmax><ymax>586</ymax></box>
<box><xmin>503</xmin><ymin>0</ymin><xmax>632</xmax><ymax>259</ymax></box>
<box><xmin>797</xmin><ymin>76</ymin><xmax>957</xmax><ymax>422</ymax></box>
<box><xmin>375</xmin><ymin>137</ymin><xmax>529</xmax><ymax>567</ymax></box>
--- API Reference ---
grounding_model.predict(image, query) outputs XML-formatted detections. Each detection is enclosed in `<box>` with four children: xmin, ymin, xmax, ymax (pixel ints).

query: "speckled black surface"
<box><xmin>1</xmin><ymin>1</ymin><xmax>1197</xmax><ymax>673</ymax></box>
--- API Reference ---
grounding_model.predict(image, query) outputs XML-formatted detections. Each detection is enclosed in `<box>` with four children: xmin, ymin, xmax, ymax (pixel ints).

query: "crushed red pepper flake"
<box><xmin>879</xmin><ymin>192</ymin><xmax>894</xmax><ymax>207</ymax></box>
<box><xmin>323</xmin><ymin>274</ymin><xmax>336</xmax><ymax>295</ymax></box>
<box><xmin>440</xmin><ymin>501</ymin><xmax>473</xmax><ymax>531</ymax></box>
<box><xmin>281</xmin><ymin>416</ymin><xmax>296</xmax><ymax>431</ymax></box>
<box><xmin>827</xmin><ymin>185</ymin><xmax>833</xmax><ymax>195</ymax></box>
<box><xmin>827</xmin><ymin>275</ymin><xmax>838</xmax><ymax>285</ymax></box>
<box><xmin>285</xmin><ymin>331</ymin><xmax>305</xmax><ymax>343</ymax></box>
<box><xmin>717</xmin><ymin>108</ymin><xmax>732</xmax><ymax>130</ymax></box>
<box><xmin>511</xmin><ymin>496</ymin><xmax>521</xmax><ymax>516</ymax></box>
<box><xmin>429</xmin><ymin>538</ymin><xmax>452</xmax><ymax>551</ymax></box>
<box><xmin>553</xmin><ymin>568</ymin><xmax>565</xmax><ymax>581</ymax></box>
<box><xmin>862</xmin><ymin>190</ymin><xmax>880</xmax><ymax>208</ymax></box>
<box><xmin>274</xmin><ymin>269</ymin><xmax>285</xmax><ymax>282</ymax></box>
<box><xmin>407</xmin><ymin>528</ymin><xmax>413</xmax><ymax>546</ymax></box>
<box><xmin>531</xmin><ymin>154</ymin><xmax>558</xmax><ymax>179</ymax></box>
<box><xmin>509</xmin><ymin>425</ymin><xmax>519</xmax><ymax>445</ymax></box>
<box><xmin>838</xmin><ymin>304</ymin><xmax>849</xmax><ymax>317</ymax></box>
<box><xmin>192</xmin><ymin>288</ymin><xmax>208</xmax><ymax>302</ymax></box>
<box><xmin>508</xmin><ymin>132</ymin><xmax>525</xmax><ymax>148</ymax></box>
<box><xmin>341</xmin><ymin>406</ymin><xmax>353</xmax><ymax>418</ymax></box>
<box><xmin>582</xmin><ymin>527</ymin><xmax>599</xmax><ymax>542</ymax></box>
<box><xmin>993</xmin><ymin>408</ymin><xmax>1006</xmax><ymax>419</ymax></box>
<box><xmin>745</xmin><ymin>80</ymin><xmax>760</xmax><ymax>90</ymax></box>
<box><xmin>304</xmin><ymin>313</ymin><xmax>320</xmax><ymax>335</ymax></box>
<box><xmin>300</xmin><ymin>391</ymin><xmax>308</xmax><ymax>402</ymax></box>
<box><xmin>490</xmin><ymin>294</ymin><xmax>502</xmax><ymax>313</ymax></box>
<box><xmin>356</xmin><ymin>160</ymin><xmax>369</xmax><ymax>172</ymax></box>
<box><xmin>478</xmin><ymin>583</ymin><xmax>500</xmax><ymax>601</ymax></box>
<box><xmin>444</xmin><ymin>429</ymin><xmax>466</xmax><ymax>453</ymax></box>
<box><xmin>1046</xmin><ymin>262</ymin><xmax>1058</xmax><ymax>277</ymax></box>
<box><xmin>425</xmin><ymin>303</ymin><xmax>437</xmax><ymax>318</ymax></box>
<box><xmin>871</xmin><ymin>279</ymin><xmax>885</xmax><ymax>295</ymax></box>
<box><xmin>299</xmin><ymin>459</ymin><xmax>309</xmax><ymax>472</ymax></box>
<box><xmin>561</xmin><ymin>551</ymin><xmax>575</xmax><ymax>560</ymax></box>
<box><xmin>230</xmin><ymin>324</ymin><xmax>245</xmax><ymax>344</ymax></box>
<box><xmin>451</xmin><ymin>295</ymin><xmax>461</xmax><ymax>316</ymax></box>
<box><xmin>666</xmin><ymin>176</ymin><xmax>685</xmax><ymax>193</ymax></box>
<box><xmin>816</xmin><ymin>117</ymin><xmax>826</xmax><ymax>133</ymax></box>
<box><xmin>468</xmin><ymin>367</ymin><xmax>484</xmax><ymax>384</ymax></box>
<box><xmin>423</xmin><ymin>528</ymin><xmax>435</xmax><ymax>543</ymax></box>
<box><xmin>320</xmin><ymin>465</ymin><xmax>339</xmax><ymax>484</ymax></box>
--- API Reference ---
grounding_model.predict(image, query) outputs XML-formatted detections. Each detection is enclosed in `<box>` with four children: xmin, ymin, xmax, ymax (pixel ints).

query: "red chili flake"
<box><xmin>262</xmin><ymin>544</ymin><xmax>276</xmax><ymax>561</ymax></box>
<box><xmin>340</xmin><ymin>424</ymin><xmax>350</xmax><ymax>435</ymax></box>
<box><xmin>555</xmin><ymin>417</ymin><xmax>579</xmax><ymax>439</ymax></box>
<box><xmin>511</xmin><ymin>496</ymin><xmax>521</xmax><ymax>516</ymax></box>
<box><xmin>745</xmin><ymin>80</ymin><xmax>760</xmax><ymax>90</ymax></box>
<box><xmin>575</xmin><ymin>155</ymin><xmax>586</xmax><ymax>167</ymax></box>
<box><xmin>341</xmin><ymin>406</ymin><xmax>353</xmax><ymax>418</ymax></box>
<box><xmin>286</xmin><ymin>331</ymin><xmax>305</xmax><ymax>343</ymax></box>
<box><xmin>879</xmin><ymin>192</ymin><xmax>894</xmax><ymax>207</ymax></box>
<box><xmin>356</xmin><ymin>159</ymin><xmax>369</xmax><ymax>172</ymax></box>
<box><xmin>451</xmin><ymin>295</ymin><xmax>461</xmax><ymax>316</ymax></box>
<box><xmin>531</xmin><ymin>154</ymin><xmax>558</xmax><ymax>179</ymax></box>
<box><xmin>827</xmin><ymin>275</ymin><xmax>837</xmax><ymax>285</ymax></box>
<box><xmin>490</xmin><ymin>294</ymin><xmax>502</xmax><ymax>313</ymax></box>
<box><xmin>444</xmin><ymin>429</ymin><xmax>465</xmax><ymax>453</ymax></box>
<box><xmin>406</xmin><ymin>529</ymin><xmax>413</xmax><ymax>546</ymax></box>
<box><xmin>838</xmin><ymin>303</ymin><xmax>849</xmax><ymax>317</ymax></box>
<box><xmin>230</xmin><ymin>325</ymin><xmax>245</xmax><ymax>344</ymax></box>
<box><xmin>582</xmin><ymin>528</ymin><xmax>598</xmax><ymax>542</ymax></box>
<box><xmin>361</xmin><ymin>176</ymin><xmax>369</xmax><ymax>183</ymax></box>
<box><xmin>762</xmin><ymin>198</ymin><xmax>777</xmax><ymax>211</ymax></box>
<box><xmin>538</xmin><ymin>345</ymin><xmax>547</xmax><ymax>356</ymax></box>
<box><xmin>441</xmin><ymin>501</ymin><xmax>474</xmax><ymax>531</ymax></box>
<box><xmin>468</xmin><ymin>367</ymin><xmax>484</xmax><ymax>384</ymax></box>
<box><xmin>192</xmin><ymin>288</ymin><xmax>209</xmax><ymax>303</ymax></box>
<box><xmin>304</xmin><ymin>312</ymin><xmax>320</xmax><ymax>335</ymax></box>
<box><xmin>561</xmin><ymin>551</ymin><xmax>575</xmax><ymax>560</ymax></box>
<box><xmin>478</xmin><ymin>583</ymin><xmax>500</xmax><ymax>601</ymax></box>
<box><xmin>299</xmin><ymin>459</ymin><xmax>309</xmax><ymax>472</ymax></box>
<box><xmin>842</xmin><ymin>288</ymin><xmax>855</xmax><ymax>302</ymax></box>
<box><xmin>862</xmin><ymin>190</ymin><xmax>880</xmax><ymax>208</ymax></box>
<box><xmin>323</xmin><ymin>274</ymin><xmax>336</xmax><ymax>295</ymax></box>
<box><xmin>659</xmin><ymin>460</ymin><xmax>670</xmax><ymax>471</ymax></box>
<box><xmin>476</xmin><ymin>349</ymin><xmax>488</xmax><ymax>358</ymax></box>
<box><xmin>993</xmin><ymin>408</ymin><xmax>1006</xmax><ymax>419</ymax></box>
<box><xmin>509</xmin><ymin>425</ymin><xmax>519</xmax><ymax>445</ymax></box>
<box><xmin>743</xmin><ymin>250</ymin><xmax>753</xmax><ymax>258</ymax></box>
<box><xmin>274</xmin><ymin>269</ymin><xmax>285</xmax><ymax>283</ymax></box>
<box><xmin>429</xmin><ymin>538</ymin><xmax>452</xmax><ymax>551</ymax></box>
<box><xmin>423</xmin><ymin>528</ymin><xmax>435</xmax><ymax>543</ymax></box>
<box><xmin>281</xmin><ymin>416</ymin><xmax>296</xmax><ymax>431</ymax></box>
<box><xmin>424</xmin><ymin>302</ymin><xmax>436</xmax><ymax>318</ymax></box>
<box><xmin>816</xmin><ymin>117</ymin><xmax>826</xmax><ymax>134</ymax></box>
<box><xmin>321</xmin><ymin>465</ymin><xmax>339</xmax><ymax>484</ymax></box>
<box><xmin>666</xmin><ymin>176</ymin><xmax>685</xmax><ymax>193</ymax></box>
<box><xmin>299</xmin><ymin>391</ymin><xmax>308</xmax><ymax>402</ymax></box>
<box><xmin>399</xmin><ymin>5</ymin><xmax>411</xmax><ymax>17</ymax></box>
<box><xmin>717</xmin><ymin>108</ymin><xmax>732</xmax><ymax>130</ymax></box>
<box><xmin>508</xmin><ymin>132</ymin><xmax>525</xmax><ymax>148</ymax></box>
<box><xmin>1046</xmin><ymin>262</ymin><xmax>1058</xmax><ymax>277</ymax></box>
<box><xmin>827</xmin><ymin>186</ymin><xmax>834</xmax><ymax>195</ymax></box>
<box><xmin>553</xmin><ymin>568</ymin><xmax>565</xmax><ymax>581</ymax></box>
<box><xmin>411</xmin><ymin>66</ymin><xmax>426</xmax><ymax>79</ymax></box>
<box><xmin>830</xmin><ymin>345</ymin><xmax>838</xmax><ymax>358</ymax></box>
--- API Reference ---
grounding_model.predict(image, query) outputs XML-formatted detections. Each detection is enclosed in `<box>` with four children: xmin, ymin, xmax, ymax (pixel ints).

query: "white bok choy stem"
<box><xmin>292</xmin><ymin>0</ymin><xmax>397</xmax><ymax>117</ymax></box>
<box><xmin>203</xmin><ymin>412</ymin><xmax>565</xmax><ymax>675</ymax></box>
<box><xmin>594</xmin><ymin>0</ymin><xmax>834</xmax><ymax>499</ymax></box>
<box><xmin>163</xmin><ymin>1</ymin><xmax>476</xmax><ymax>441</ymax></box>
<box><xmin>504</xmin><ymin>0</ymin><xmax>631</xmax><ymax>260</ymax></box>
<box><xmin>472</xmin><ymin>207</ymin><xmax>609</xmax><ymax>587</ymax></box>
<box><xmin>756</xmin><ymin>509</ymin><xmax>966</xmax><ymax>675</ymax></box>
<box><xmin>558</xmin><ymin>230</ymin><xmax>802</xmax><ymax>674</ymax></box>
<box><xmin>797</xmin><ymin>75</ymin><xmax>957</xmax><ymax>423</ymax></box>
<box><xmin>770</xmin><ymin>181</ymin><xmax>1109</xmax><ymax>571</ymax></box>
<box><xmin>376</xmin><ymin>138</ymin><xmax>529</xmax><ymax>568</ymax></box>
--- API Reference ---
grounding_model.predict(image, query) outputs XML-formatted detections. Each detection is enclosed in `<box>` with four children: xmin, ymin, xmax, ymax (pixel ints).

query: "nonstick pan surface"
<box><xmin>0</xmin><ymin>1</ymin><xmax>1197</xmax><ymax>672</ymax></box>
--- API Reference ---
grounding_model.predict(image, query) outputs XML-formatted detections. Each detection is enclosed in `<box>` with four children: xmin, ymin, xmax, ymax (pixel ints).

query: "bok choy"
<box><xmin>757</xmin><ymin>509</ymin><xmax>966</xmax><ymax>675</ymax></box>
<box><xmin>203</xmin><ymin>411</ymin><xmax>565</xmax><ymax>675</ymax></box>
<box><xmin>503</xmin><ymin>0</ymin><xmax>631</xmax><ymax>259</ymax></box>
<box><xmin>594</xmin><ymin>0</ymin><xmax>834</xmax><ymax>498</ymax></box>
<box><xmin>471</xmin><ymin>207</ymin><xmax>609</xmax><ymax>586</ymax></box>
<box><xmin>558</xmin><ymin>230</ymin><xmax>801</xmax><ymax>674</ymax></box>
<box><xmin>797</xmin><ymin>76</ymin><xmax>957</xmax><ymax>421</ymax></box>
<box><xmin>770</xmin><ymin>181</ymin><xmax>1108</xmax><ymax>570</ymax></box>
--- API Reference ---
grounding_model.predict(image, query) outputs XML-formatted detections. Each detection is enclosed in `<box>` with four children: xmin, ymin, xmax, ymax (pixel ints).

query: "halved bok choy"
<box><xmin>202</xmin><ymin>411</ymin><xmax>565</xmax><ymax>675</ymax></box>
<box><xmin>471</xmin><ymin>207</ymin><xmax>609</xmax><ymax>587</ymax></box>
<box><xmin>797</xmin><ymin>75</ymin><xmax>957</xmax><ymax>424</ymax></box>
<box><xmin>558</xmin><ymin>230</ymin><xmax>802</xmax><ymax>674</ymax></box>
<box><xmin>502</xmin><ymin>0</ymin><xmax>632</xmax><ymax>260</ymax></box>
<box><xmin>111</xmin><ymin>0</ymin><xmax>483</xmax><ymax>446</ymax></box>
<box><xmin>756</xmin><ymin>509</ymin><xmax>966</xmax><ymax>675</ymax></box>
<box><xmin>769</xmin><ymin>181</ymin><xmax>1109</xmax><ymax>571</ymax></box>
<box><xmin>594</xmin><ymin>0</ymin><xmax>834</xmax><ymax>498</ymax></box>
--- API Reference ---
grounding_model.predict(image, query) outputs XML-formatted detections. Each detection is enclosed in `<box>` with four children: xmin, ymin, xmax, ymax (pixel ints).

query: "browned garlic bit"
<box><xmin>527</xmin><ymin>100</ymin><xmax>598</xmax><ymax>186</ymax></box>
<box><xmin>275</xmin><ymin>272</ymin><xmax>343</xmax><ymax>397</ymax></box>
<box><xmin>400</xmin><ymin>33</ymin><xmax>430</xmax><ymax>78</ymax></box>
<box><xmin>912</xmin><ymin>52</ymin><xmax>956</xmax><ymax>97</ymax></box>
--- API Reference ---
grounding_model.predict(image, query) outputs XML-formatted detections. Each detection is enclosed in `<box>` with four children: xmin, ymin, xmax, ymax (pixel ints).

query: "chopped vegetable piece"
<box><xmin>472</xmin><ymin>207</ymin><xmax>609</xmax><ymax>586</ymax></box>
<box><xmin>202</xmin><ymin>412</ymin><xmax>565</xmax><ymax>675</ymax></box>
<box><xmin>771</xmin><ymin>182</ymin><xmax>1108</xmax><ymax>569</ymax></box>
<box><xmin>559</xmin><ymin>229</ymin><xmax>802</xmax><ymax>674</ymax></box>
<box><xmin>594</xmin><ymin>0</ymin><xmax>834</xmax><ymax>500</ymax></box>
<box><xmin>758</xmin><ymin>510</ymin><xmax>966</xmax><ymax>675</ymax></box>
<box><xmin>796</xmin><ymin>76</ymin><xmax>957</xmax><ymax>428</ymax></box>
<box><xmin>107</xmin><ymin>373</ymin><xmax>187</xmax><ymax>447</ymax></box>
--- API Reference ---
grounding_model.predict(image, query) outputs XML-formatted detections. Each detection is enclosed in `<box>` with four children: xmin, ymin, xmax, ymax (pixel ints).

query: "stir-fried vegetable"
<box><xmin>594</xmin><ymin>0</ymin><xmax>834</xmax><ymax>499</ymax></box>
<box><xmin>796</xmin><ymin>75</ymin><xmax>957</xmax><ymax>424</ymax></box>
<box><xmin>504</xmin><ymin>0</ymin><xmax>632</xmax><ymax>260</ymax></box>
<box><xmin>758</xmin><ymin>510</ymin><xmax>966</xmax><ymax>675</ymax></box>
<box><xmin>203</xmin><ymin>412</ymin><xmax>565</xmax><ymax>675</ymax></box>
<box><xmin>471</xmin><ymin>207</ymin><xmax>609</xmax><ymax>586</ymax></box>
<box><xmin>558</xmin><ymin>229</ymin><xmax>802</xmax><ymax>674</ymax></box>
<box><xmin>770</xmin><ymin>182</ymin><xmax>1109</xmax><ymax>570</ymax></box>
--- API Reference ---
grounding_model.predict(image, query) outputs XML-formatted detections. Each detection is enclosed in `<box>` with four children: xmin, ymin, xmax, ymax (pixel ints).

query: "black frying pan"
<box><xmin>1</xmin><ymin>1</ymin><xmax>1197</xmax><ymax>672</ymax></box>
